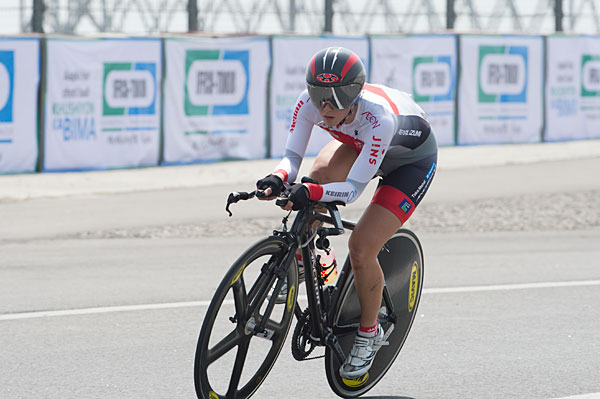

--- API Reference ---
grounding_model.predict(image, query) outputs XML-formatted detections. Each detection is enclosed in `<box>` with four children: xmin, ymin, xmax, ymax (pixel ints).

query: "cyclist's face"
<box><xmin>318</xmin><ymin>103</ymin><xmax>351</xmax><ymax>127</ymax></box>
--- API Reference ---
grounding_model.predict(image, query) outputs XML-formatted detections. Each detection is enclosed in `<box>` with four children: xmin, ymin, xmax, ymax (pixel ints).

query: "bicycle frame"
<box><xmin>277</xmin><ymin>203</ymin><xmax>398</xmax><ymax>365</ymax></box>
<box><xmin>225</xmin><ymin>192</ymin><xmax>398</xmax><ymax>364</ymax></box>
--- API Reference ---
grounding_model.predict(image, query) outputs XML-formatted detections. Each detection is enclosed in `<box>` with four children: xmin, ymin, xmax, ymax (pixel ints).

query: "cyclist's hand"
<box><xmin>256</xmin><ymin>174</ymin><xmax>284</xmax><ymax>200</ymax></box>
<box><xmin>282</xmin><ymin>184</ymin><xmax>310</xmax><ymax>211</ymax></box>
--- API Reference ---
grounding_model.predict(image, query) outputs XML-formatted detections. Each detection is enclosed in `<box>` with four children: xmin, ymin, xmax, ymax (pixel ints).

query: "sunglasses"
<box><xmin>307</xmin><ymin>83</ymin><xmax>362</xmax><ymax>110</ymax></box>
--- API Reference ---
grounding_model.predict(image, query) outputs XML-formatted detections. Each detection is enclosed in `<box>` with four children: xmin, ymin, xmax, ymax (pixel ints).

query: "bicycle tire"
<box><xmin>194</xmin><ymin>236</ymin><xmax>298</xmax><ymax>399</ymax></box>
<box><xmin>324</xmin><ymin>229</ymin><xmax>424</xmax><ymax>398</ymax></box>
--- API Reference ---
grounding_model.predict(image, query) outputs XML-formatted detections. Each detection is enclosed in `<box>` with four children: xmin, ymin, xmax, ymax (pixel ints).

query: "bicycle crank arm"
<box><xmin>326</xmin><ymin>332</ymin><xmax>346</xmax><ymax>364</ymax></box>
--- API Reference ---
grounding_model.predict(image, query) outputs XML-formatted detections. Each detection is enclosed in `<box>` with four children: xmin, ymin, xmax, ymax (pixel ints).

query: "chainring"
<box><xmin>291</xmin><ymin>308</ymin><xmax>317</xmax><ymax>361</ymax></box>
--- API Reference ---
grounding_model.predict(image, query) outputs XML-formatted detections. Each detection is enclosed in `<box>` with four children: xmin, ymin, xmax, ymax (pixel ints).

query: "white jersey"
<box><xmin>273</xmin><ymin>83</ymin><xmax>438</xmax><ymax>204</ymax></box>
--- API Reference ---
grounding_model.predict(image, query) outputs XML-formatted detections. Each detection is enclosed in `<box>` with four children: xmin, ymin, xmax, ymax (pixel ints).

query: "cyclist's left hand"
<box><xmin>282</xmin><ymin>184</ymin><xmax>310</xmax><ymax>211</ymax></box>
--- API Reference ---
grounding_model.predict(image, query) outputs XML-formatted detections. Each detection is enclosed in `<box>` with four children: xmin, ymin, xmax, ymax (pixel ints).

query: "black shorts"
<box><xmin>371</xmin><ymin>153</ymin><xmax>437</xmax><ymax>224</ymax></box>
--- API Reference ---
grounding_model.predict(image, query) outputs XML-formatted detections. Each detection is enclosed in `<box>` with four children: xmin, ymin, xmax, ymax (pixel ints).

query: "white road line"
<box><xmin>422</xmin><ymin>279</ymin><xmax>600</xmax><ymax>294</ymax></box>
<box><xmin>550</xmin><ymin>394</ymin><xmax>600</xmax><ymax>399</ymax></box>
<box><xmin>1</xmin><ymin>279</ymin><xmax>600</xmax><ymax>321</ymax></box>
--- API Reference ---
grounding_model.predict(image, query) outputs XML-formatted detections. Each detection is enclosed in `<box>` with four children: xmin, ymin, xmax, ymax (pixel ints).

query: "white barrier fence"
<box><xmin>546</xmin><ymin>35</ymin><xmax>600</xmax><ymax>141</ymax></box>
<box><xmin>0</xmin><ymin>37</ymin><xmax>39</xmax><ymax>173</ymax></box>
<box><xmin>0</xmin><ymin>33</ymin><xmax>598</xmax><ymax>174</ymax></box>
<box><xmin>44</xmin><ymin>38</ymin><xmax>162</xmax><ymax>171</ymax></box>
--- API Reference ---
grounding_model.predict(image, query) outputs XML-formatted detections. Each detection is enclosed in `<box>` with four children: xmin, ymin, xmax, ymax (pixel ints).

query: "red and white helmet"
<box><xmin>305</xmin><ymin>47</ymin><xmax>366</xmax><ymax>110</ymax></box>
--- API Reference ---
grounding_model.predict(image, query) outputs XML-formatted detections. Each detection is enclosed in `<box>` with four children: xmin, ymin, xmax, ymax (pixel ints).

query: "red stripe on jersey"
<box><xmin>318</xmin><ymin>126</ymin><xmax>364</xmax><ymax>154</ymax></box>
<box><xmin>371</xmin><ymin>185</ymin><xmax>415</xmax><ymax>224</ymax></box>
<box><xmin>273</xmin><ymin>169</ymin><xmax>289</xmax><ymax>182</ymax></box>
<box><xmin>340</xmin><ymin>53</ymin><xmax>360</xmax><ymax>81</ymax></box>
<box><xmin>363</xmin><ymin>84</ymin><xmax>399</xmax><ymax>115</ymax></box>
<box><xmin>306</xmin><ymin>183</ymin><xmax>323</xmax><ymax>201</ymax></box>
<box><xmin>310</xmin><ymin>56</ymin><xmax>316</xmax><ymax>78</ymax></box>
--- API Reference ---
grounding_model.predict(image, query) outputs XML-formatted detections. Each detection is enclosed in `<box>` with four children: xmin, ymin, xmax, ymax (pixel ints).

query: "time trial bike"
<box><xmin>194</xmin><ymin>179</ymin><xmax>424</xmax><ymax>398</ymax></box>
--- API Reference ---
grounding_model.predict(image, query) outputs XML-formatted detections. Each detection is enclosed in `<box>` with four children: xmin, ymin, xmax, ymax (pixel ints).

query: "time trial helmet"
<box><xmin>305</xmin><ymin>47</ymin><xmax>366</xmax><ymax>110</ymax></box>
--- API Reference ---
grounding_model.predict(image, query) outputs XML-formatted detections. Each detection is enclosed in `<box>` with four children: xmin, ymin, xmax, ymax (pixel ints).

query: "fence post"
<box><xmin>32</xmin><ymin>0</ymin><xmax>45</xmax><ymax>33</ymax></box>
<box><xmin>324</xmin><ymin>0</ymin><xmax>333</xmax><ymax>33</ymax></box>
<box><xmin>446</xmin><ymin>0</ymin><xmax>455</xmax><ymax>29</ymax></box>
<box><xmin>188</xmin><ymin>0</ymin><xmax>198</xmax><ymax>32</ymax></box>
<box><xmin>554</xmin><ymin>0</ymin><xmax>563</xmax><ymax>32</ymax></box>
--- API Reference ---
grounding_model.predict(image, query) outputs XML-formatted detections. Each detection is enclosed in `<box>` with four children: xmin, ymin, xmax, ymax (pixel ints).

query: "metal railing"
<box><xmin>8</xmin><ymin>0</ymin><xmax>600</xmax><ymax>35</ymax></box>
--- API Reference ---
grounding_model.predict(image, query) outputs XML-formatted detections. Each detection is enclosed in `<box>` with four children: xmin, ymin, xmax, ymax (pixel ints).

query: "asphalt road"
<box><xmin>1</xmin><ymin>156</ymin><xmax>600</xmax><ymax>399</ymax></box>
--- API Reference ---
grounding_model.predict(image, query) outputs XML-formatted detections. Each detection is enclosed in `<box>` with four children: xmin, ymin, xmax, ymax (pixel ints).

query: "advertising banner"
<box><xmin>370</xmin><ymin>35</ymin><xmax>457</xmax><ymax>146</ymax></box>
<box><xmin>44</xmin><ymin>38</ymin><xmax>161</xmax><ymax>171</ymax></box>
<box><xmin>546</xmin><ymin>35</ymin><xmax>600</xmax><ymax>141</ymax></box>
<box><xmin>163</xmin><ymin>36</ymin><xmax>270</xmax><ymax>164</ymax></box>
<box><xmin>0</xmin><ymin>38</ymin><xmax>40</xmax><ymax>173</ymax></box>
<box><xmin>458</xmin><ymin>35</ymin><xmax>544</xmax><ymax>145</ymax></box>
<box><xmin>270</xmin><ymin>37</ymin><xmax>369</xmax><ymax>158</ymax></box>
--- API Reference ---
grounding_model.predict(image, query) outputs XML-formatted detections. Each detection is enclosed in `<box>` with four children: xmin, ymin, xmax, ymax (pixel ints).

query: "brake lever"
<box><xmin>225</xmin><ymin>190</ymin><xmax>257</xmax><ymax>217</ymax></box>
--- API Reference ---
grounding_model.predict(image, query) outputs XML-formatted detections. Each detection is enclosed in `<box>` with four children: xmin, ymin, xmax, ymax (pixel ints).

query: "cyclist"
<box><xmin>256</xmin><ymin>46</ymin><xmax>438</xmax><ymax>379</ymax></box>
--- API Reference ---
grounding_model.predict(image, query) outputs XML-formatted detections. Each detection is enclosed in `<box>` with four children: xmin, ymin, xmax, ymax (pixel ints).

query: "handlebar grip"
<box><xmin>301</xmin><ymin>176</ymin><xmax>319</xmax><ymax>184</ymax></box>
<box><xmin>275</xmin><ymin>198</ymin><xmax>289</xmax><ymax>207</ymax></box>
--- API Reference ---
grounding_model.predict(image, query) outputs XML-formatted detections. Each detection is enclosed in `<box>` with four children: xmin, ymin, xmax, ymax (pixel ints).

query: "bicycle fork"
<box><xmin>244</xmin><ymin>246</ymin><xmax>298</xmax><ymax>338</ymax></box>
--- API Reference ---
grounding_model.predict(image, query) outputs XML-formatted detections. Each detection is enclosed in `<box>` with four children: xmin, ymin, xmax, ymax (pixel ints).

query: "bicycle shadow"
<box><xmin>361</xmin><ymin>396</ymin><xmax>415</xmax><ymax>399</ymax></box>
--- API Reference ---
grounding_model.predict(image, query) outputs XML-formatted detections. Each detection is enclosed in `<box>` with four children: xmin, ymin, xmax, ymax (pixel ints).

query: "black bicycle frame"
<box><xmin>225</xmin><ymin>192</ymin><xmax>397</xmax><ymax>363</ymax></box>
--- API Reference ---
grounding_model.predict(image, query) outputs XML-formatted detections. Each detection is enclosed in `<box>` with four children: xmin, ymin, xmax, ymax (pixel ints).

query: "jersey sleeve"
<box><xmin>272</xmin><ymin>90</ymin><xmax>318</xmax><ymax>183</ymax></box>
<box><xmin>307</xmin><ymin>112</ymin><xmax>396</xmax><ymax>204</ymax></box>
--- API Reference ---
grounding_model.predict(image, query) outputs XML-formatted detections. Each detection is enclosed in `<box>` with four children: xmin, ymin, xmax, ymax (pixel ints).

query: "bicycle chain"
<box><xmin>291</xmin><ymin>308</ymin><xmax>323</xmax><ymax>361</ymax></box>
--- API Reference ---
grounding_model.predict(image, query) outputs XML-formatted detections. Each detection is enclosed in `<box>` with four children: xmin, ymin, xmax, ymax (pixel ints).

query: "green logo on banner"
<box><xmin>581</xmin><ymin>54</ymin><xmax>600</xmax><ymax>97</ymax></box>
<box><xmin>103</xmin><ymin>62</ymin><xmax>157</xmax><ymax>116</ymax></box>
<box><xmin>185</xmin><ymin>50</ymin><xmax>220</xmax><ymax>116</ymax></box>
<box><xmin>104</xmin><ymin>63</ymin><xmax>131</xmax><ymax>116</ymax></box>
<box><xmin>413</xmin><ymin>56</ymin><xmax>435</xmax><ymax>102</ymax></box>
<box><xmin>184</xmin><ymin>49</ymin><xmax>249</xmax><ymax>117</ymax></box>
<box><xmin>412</xmin><ymin>55</ymin><xmax>453</xmax><ymax>103</ymax></box>
<box><xmin>478</xmin><ymin>45</ymin><xmax>527</xmax><ymax>103</ymax></box>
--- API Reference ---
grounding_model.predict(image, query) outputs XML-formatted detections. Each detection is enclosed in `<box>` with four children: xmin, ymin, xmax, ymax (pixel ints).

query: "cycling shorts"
<box><xmin>371</xmin><ymin>153</ymin><xmax>437</xmax><ymax>224</ymax></box>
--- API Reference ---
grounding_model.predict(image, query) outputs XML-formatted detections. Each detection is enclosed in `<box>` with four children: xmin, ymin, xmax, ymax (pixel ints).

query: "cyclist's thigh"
<box><xmin>309</xmin><ymin>139</ymin><xmax>358</xmax><ymax>184</ymax></box>
<box><xmin>370</xmin><ymin>153</ymin><xmax>437</xmax><ymax>225</ymax></box>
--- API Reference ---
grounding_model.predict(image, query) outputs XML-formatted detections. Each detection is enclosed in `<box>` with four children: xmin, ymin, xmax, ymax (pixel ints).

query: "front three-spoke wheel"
<box><xmin>194</xmin><ymin>237</ymin><xmax>298</xmax><ymax>399</ymax></box>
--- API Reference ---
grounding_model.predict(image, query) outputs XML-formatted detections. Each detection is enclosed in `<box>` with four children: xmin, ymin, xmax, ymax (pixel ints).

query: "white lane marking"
<box><xmin>1</xmin><ymin>279</ymin><xmax>600</xmax><ymax>321</ymax></box>
<box><xmin>0</xmin><ymin>301</ymin><xmax>212</xmax><ymax>321</ymax></box>
<box><xmin>423</xmin><ymin>279</ymin><xmax>600</xmax><ymax>294</ymax></box>
<box><xmin>550</xmin><ymin>394</ymin><xmax>600</xmax><ymax>399</ymax></box>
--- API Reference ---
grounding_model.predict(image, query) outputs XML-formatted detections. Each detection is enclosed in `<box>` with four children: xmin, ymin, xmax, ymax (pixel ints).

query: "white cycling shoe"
<box><xmin>339</xmin><ymin>324</ymin><xmax>389</xmax><ymax>379</ymax></box>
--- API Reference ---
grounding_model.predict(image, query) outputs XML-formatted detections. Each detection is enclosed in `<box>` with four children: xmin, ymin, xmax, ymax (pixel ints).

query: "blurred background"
<box><xmin>1</xmin><ymin>0</ymin><xmax>599</xmax><ymax>35</ymax></box>
<box><xmin>1</xmin><ymin>1</ymin><xmax>599</xmax><ymax>174</ymax></box>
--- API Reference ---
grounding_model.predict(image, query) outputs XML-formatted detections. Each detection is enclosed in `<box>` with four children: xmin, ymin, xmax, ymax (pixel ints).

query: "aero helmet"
<box><xmin>306</xmin><ymin>47</ymin><xmax>366</xmax><ymax>110</ymax></box>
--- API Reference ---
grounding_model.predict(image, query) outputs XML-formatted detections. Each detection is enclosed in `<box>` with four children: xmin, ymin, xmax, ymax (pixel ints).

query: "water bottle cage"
<box><xmin>316</xmin><ymin>254</ymin><xmax>337</xmax><ymax>282</ymax></box>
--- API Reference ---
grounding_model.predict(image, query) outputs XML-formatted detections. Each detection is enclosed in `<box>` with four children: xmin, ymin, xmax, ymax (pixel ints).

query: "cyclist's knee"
<box><xmin>348</xmin><ymin>235</ymin><xmax>375</xmax><ymax>271</ymax></box>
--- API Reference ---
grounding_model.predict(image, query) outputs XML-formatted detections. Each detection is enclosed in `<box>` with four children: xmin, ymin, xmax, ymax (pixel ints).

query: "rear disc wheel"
<box><xmin>324</xmin><ymin>229</ymin><xmax>424</xmax><ymax>398</ymax></box>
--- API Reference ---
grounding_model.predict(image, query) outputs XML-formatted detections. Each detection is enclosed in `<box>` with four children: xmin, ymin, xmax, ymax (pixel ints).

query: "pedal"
<box><xmin>383</xmin><ymin>324</ymin><xmax>394</xmax><ymax>342</ymax></box>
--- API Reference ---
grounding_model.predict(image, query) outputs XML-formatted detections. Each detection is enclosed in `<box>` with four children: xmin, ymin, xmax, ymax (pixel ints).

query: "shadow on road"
<box><xmin>362</xmin><ymin>396</ymin><xmax>415</xmax><ymax>399</ymax></box>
